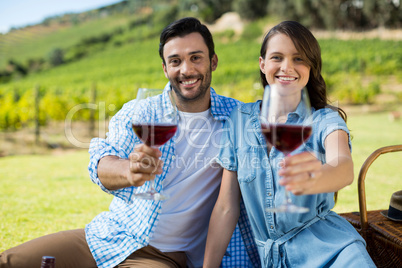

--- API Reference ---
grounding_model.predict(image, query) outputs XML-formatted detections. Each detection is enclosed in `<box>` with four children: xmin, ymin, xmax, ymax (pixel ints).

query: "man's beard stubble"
<box><xmin>169</xmin><ymin>67</ymin><xmax>212</xmax><ymax>104</ymax></box>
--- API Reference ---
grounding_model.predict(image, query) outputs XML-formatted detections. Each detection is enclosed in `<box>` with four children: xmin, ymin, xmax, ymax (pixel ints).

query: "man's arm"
<box><xmin>98</xmin><ymin>144</ymin><xmax>164</xmax><ymax>191</ymax></box>
<box><xmin>88</xmin><ymin>99</ymin><xmax>163</xmax><ymax>192</ymax></box>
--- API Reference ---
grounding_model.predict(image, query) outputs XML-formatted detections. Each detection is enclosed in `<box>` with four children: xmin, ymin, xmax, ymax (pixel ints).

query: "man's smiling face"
<box><xmin>162</xmin><ymin>32</ymin><xmax>217</xmax><ymax>110</ymax></box>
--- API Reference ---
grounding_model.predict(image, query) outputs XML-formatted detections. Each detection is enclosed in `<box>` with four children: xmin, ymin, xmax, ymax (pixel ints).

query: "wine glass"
<box><xmin>260</xmin><ymin>84</ymin><xmax>313</xmax><ymax>213</ymax></box>
<box><xmin>131</xmin><ymin>88</ymin><xmax>178</xmax><ymax>201</ymax></box>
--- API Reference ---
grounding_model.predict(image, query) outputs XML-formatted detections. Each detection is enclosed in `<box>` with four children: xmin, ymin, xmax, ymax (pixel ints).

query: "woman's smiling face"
<box><xmin>259</xmin><ymin>33</ymin><xmax>311</xmax><ymax>93</ymax></box>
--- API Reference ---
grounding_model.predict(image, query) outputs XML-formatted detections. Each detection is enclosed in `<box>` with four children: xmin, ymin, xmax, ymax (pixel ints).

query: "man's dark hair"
<box><xmin>159</xmin><ymin>17</ymin><xmax>215</xmax><ymax>64</ymax></box>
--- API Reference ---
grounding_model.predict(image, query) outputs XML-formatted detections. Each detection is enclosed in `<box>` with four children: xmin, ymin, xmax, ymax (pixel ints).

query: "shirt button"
<box><xmin>172</xmin><ymin>155</ymin><xmax>176</xmax><ymax>160</ymax></box>
<box><xmin>268</xmin><ymin>192</ymin><xmax>272</xmax><ymax>196</ymax></box>
<box><xmin>270</xmin><ymin>225</ymin><xmax>274</xmax><ymax>229</ymax></box>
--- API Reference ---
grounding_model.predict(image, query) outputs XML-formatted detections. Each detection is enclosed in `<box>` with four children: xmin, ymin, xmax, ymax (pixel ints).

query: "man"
<box><xmin>0</xmin><ymin>17</ymin><xmax>259</xmax><ymax>268</ymax></box>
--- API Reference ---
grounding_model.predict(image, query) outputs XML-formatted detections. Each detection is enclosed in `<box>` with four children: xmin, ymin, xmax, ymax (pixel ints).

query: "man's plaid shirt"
<box><xmin>87</xmin><ymin>82</ymin><xmax>260</xmax><ymax>268</ymax></box>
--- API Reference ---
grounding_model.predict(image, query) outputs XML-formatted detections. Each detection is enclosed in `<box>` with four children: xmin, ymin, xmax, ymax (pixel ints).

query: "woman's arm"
<box><xmin>203</xmin><ymin>169</ymin><xmax>241</xmax><ymax>268</ymax></box>
<box><xmin>279</xmin><ymin>130</ymin><xmax>353</xmax><ymax>195</ymax></box>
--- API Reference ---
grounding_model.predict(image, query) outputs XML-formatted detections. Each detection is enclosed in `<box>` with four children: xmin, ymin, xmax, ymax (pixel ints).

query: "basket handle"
<box><xmin>358</xmin><ymin>144</ymin><xmax>402</xmax><ymax>231</ymax></box>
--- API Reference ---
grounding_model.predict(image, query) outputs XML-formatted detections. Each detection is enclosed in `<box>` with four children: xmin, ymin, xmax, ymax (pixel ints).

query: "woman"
<box><xmin>203</xmin><ymin>21</ymin><xmax>375</xmax><ymax>267</ymax></box>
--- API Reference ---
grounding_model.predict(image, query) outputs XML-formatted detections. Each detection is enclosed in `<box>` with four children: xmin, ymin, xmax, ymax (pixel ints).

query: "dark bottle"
<box><xmin>40</xmin><ymin>256</ymin><xmax>55</xmax><ymax>268</ymax></box>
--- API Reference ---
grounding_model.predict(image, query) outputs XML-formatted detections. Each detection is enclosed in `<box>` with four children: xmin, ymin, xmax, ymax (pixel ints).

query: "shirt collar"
<box><xmin>239</xmin><ymin>100</ymin><xmax>261</xmax><ymax>116</ymax></box>
<box><xmin>159</xmin><ymin>83</ymin><xmax>176</xmax><ymax>117</ymax></box>
<box><xmin>239</xmin><ymin>97</ymin><xmax>314</xmax><ymax>120</ymax></box>
<box><xmin>163</xmin><ymin>82</ymin><xmax>231</xmax><ymax>120</ymax></box>
<box><xmin>209</xmin><ymin>87</ymin><xmax>231</xmax><ymax>119</ymax></box>
<box><xmin>289</xmin><ymin>94</ymin><xmax>316</xmax><ymax>119</ymax></box>
<box><xmin>289</xmin><ymin>100</ymin><xmax>306</xmax><ymax>119</ymax></box>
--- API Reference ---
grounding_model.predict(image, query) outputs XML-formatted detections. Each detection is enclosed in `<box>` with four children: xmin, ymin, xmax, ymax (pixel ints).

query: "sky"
<box><xmin>0</xmin><ymin>0</ymin><xmax>122</xmax><ymax>34</ymax></box>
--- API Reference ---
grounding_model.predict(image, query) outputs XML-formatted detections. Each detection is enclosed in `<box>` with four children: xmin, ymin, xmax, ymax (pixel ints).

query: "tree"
<box><xmin>363</xmin><ymin>0</ymin><xmax>402</xmax><ymax>28</ymax></box>
<box><xmin>233</xmin><ymin>0</ymin><xmax>269</xmax><ymax>20</ymax></box>
<box><xmin>178</xmin><ymin>0</ymin><xmax>233</xmax><ymax>22</ymax></box>
<box><xmin>49</xmin><ymin>48</ymin><xmax>65</xmax><ymax>66</ymax></box>
<box><xmin>267</xmin><ymin>0</ymin><xmax>297</xmax><ymax>21</ymax></box>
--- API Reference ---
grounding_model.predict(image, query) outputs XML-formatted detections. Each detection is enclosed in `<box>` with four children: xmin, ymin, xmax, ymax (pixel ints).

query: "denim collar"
<box><xmin>239</xmin><ymin>99</ymin><xmax>315</xmax><ymax>121</ymax></box>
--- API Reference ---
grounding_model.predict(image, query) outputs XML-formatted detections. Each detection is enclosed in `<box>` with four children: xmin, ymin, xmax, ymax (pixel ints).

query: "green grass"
<box><xmin>1</xmin><ymin>111</ymin><xmax>402</xmax><ymax>251</ymax></box>
<box><xmin>0</xmin><ymin>151</ymin><xmax>113</xmax><ymax>251</ymax></box>
<box><xmin>335</xmin><ymin>111</ymin><xmax>402</xmax><ymax>213</ymax></box>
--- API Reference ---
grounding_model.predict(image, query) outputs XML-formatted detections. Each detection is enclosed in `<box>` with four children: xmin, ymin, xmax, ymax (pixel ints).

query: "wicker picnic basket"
<box><xmin>340</xmin><ymin>145</ymin><xmax>402</xmax><ymax>268</ymax></box>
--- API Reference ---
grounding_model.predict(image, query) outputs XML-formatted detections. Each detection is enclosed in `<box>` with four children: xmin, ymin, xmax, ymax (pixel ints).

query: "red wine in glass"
<box><xmin>132</xmin><ymin>123</ymin><xmax>177</xmax><ymax>147</ymax></box>
<box><xmin>261</xmin><ymin>124</ymin><xmax>312</xmax><ymax>155</ymax></box>
<box><xmin>260</xmin><ymin>85</ymin><xmax>313</xmax><ymax>213</ymax></box>
<box><xmin>131</xmin><ymin>88</ymin><xmax>178</xmax><ymax>201</ymax></box>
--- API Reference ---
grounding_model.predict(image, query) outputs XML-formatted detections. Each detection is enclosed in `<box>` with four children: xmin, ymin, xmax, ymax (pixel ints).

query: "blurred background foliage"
<box><xmin>0</xmin><ymin>0</ymin><xmax>401</xmax><ymax>132</ymax></box>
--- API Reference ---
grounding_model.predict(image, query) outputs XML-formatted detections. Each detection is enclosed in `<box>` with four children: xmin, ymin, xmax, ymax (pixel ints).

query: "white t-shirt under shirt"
<box><xmin>149</xmin><ymin>109</ymin><xmax>223</xmax><ymax>268</ymax></box>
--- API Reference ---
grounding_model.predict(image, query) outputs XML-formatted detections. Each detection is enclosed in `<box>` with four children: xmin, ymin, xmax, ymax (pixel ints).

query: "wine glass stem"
<box><xmin>283</xmin><ymin>153</ymin><xmax>292</xmax><ymax>205</ymax></box>
<box><xmin>150</xmin><ymin>179</ymin><xmax>156</xmax><ymax>193</ymax></box>
<box><xmin>149</xmin><ymin>145</ymin><xmax>159</xmax><ymax>193</ymax></box>
<box><xmin>285</xmin><ymin>189</ymin><xmax>292</xmax><ymax>204</ymax></box>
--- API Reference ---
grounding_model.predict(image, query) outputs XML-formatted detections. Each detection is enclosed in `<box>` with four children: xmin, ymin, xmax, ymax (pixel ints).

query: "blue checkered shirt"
<box><xmin>87</xmin><ymin>82</ymin><xmax>260</xmax><ymax>268</ymax></box>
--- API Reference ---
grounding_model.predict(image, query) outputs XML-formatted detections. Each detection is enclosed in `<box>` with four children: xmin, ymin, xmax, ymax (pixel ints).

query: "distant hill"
<box><xmin>0</xmin><ymin>0</ymin><xmax>149</xmax><ymax>71</ymax></box>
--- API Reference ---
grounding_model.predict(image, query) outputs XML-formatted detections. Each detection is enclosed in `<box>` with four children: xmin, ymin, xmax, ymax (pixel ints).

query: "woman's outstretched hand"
<box><xmin>278</xmin><ymin>152</ymin><xmax>322</xmax><ymax>195</ymax></box>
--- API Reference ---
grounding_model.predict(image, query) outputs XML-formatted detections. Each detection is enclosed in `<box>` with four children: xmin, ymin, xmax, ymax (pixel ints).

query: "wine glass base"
<box><xmin>265</xmin><ymin>203</ymin><xmax>309</xmax><ymax>213</ymax></box>
<box><xmin>134</xmin><ymin>191</ymin><xmax>169</xmax><ymax>201</ymax></box>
